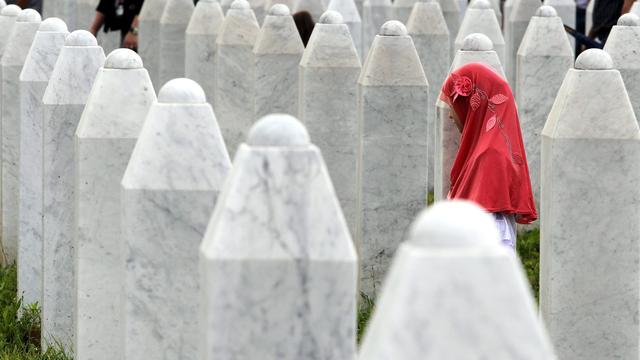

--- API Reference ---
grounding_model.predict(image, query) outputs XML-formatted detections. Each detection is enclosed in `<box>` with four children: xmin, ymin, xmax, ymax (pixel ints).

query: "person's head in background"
<box><xmin>293</xmin><ymin>11</ymin><xmax>314</xmax><ymax>47</ymax></box>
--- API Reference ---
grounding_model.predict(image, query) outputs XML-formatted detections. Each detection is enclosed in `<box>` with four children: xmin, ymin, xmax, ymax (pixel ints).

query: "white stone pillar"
<box><xmin>540</xmin><ymin>49</ymin><xmax>640</xmax><ymax>360</ymax></box>
<box><xmin>215</xmin><ymin>0</ymin><xmax>259</xmax><ymax>156</ymax></box>
<box><xmin>158</xmin><ymin>0</ymin><xmax>194</xmax><ymax>86</ymax></box>
<box><xmin>123</xmin><ymin>78</ymin><xmax>231</xmax><ymax>360</ymax></box>
<box><xmin>359</xmin><ymin>201</ymin><xmax>556</xmax><ymax>359</ymax></box>
<box><xmin>505</xmin><ymin>0</ymin><xmax>539</xmax><ymax>84</ymax></box>
<box><xmin>543</xmin><ymin>0</ymin><xmax>576</xmax><ymax>47</ymax></box>
<box><xmin>454</xmin><ymin>0</ymin><xmax>505</xmax><ymax>66</ymax></box>
<box><xmin>199</xmin><ymin>114</ymin><xmax>357</xmax><ymax>360</ymax></box>
<box><xmin>604</xmin><ymin>14</ymin><xmax>640</xmax><ymax>124</ymax></box>
<box><xmin>357</xmin><ymin>21</ymin><xmax>428</xmax><ymax>296</ymax></box>
<box><xmin>327</xmin><ymin>0</ymin><xmax>362</xmax><ymax>58</ymax></box>
<box><xmin>139</xmin><ymin>0</ymin><xmax>168</xmax><ymax>87</ymax></box>
<box><xmin>264</xmin><ymin>0</ymin><xmax>298</xmax><ymax>12</ymax></box>
<box><xmin>516</xmin><ymin>5</ymin><xmax>572</xmax><ymax>212</ymax></box>
<box><xmin>1</xmin><ymin>9</ymin><xmax>41</xmax><ymax>264</ymax></box>
<box><xmin>295</xmin><ymin>0</ymin><xmax>326</xmax><ymax>20</ymax></box>
<box><xmin>41</xmin><ymin>30</ymin><xmax>105</xmax><ymax>352</ymax></box>
<box><xmin>253</xmin><ymin>4</ymin><xmax>304</xmax><ymax>118</ymax></box>
<box><xmin>437</xmin><ymin>0</ymin><xmax>460</xmax><ymax>58</ymax></box>
<box><xmin>392</xmin><ymin>0</ymin><xmax>417</xmax><ymax>24</ymax></box>
<box><xmin>185</xmin><ymin>0</ymin><xmax>224</xmax><ymax>104</ymax></box>
<box><xmin>74</xmin><ymin>49</ymin><xmax>155</xmax><ymax>360</ymax></box>
<box><xmin>18</xmin><ymin>17</ymin><xmax>68</xmax><ymax>309</ymax></box>
<box><xmin>299</xmin><ymin>10</ymin><xmax>360</xmax><ymax>235</ymax></box>
<box><xmin>362</xmin><ymin>0</ymin><xmax>391</xmax><ymax>61</ymax></box>
<box><xmin>434</xmin><ymin>34</ymin><xmax>505</xmax><ymax>201</ymax></box>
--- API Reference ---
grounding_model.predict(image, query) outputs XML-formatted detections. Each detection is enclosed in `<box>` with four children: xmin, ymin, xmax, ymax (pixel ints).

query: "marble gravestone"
<box><xmin>299</xmin><ymin>10</ymin><xmax>360</xmax><ymax>235</ymax></box>
<box><xmin>253</xmin><ymin>4</ymin><xmax>304</xmax><ymax>118</ymax></box>
<box><xmin>540</xmin><ymin>49</ymin><xmax>640</xmax><ymax>360</ymax></box>
<box><xmin>199</xmin><ymin>114</ymin><xmax>357</xmax><ymax>360</ymax></box>
<box><xmin>74</xmin><ymin>49</ymin><xmax>155</xmax><ymax>360</ymax></box>
<box><xmin>264</xmin><ymin>0</ymin><xmax>297</xmax><ymax>12</ymax></box>
<box><xmin>505</xmin><ymin>0</ymin><xmax>539</xmax><ymax>84</ymax></box>
<box><xmin>17</xmin><ymin>17</ymin><xmax>68</xmax><ymax>309</ymax></box>
<box><xmin>223</xmin><ymin>0</ymin><xmax>265</xmax><ymax>22</ymax></box>
<box><xmin>358</xmin><ymin>21</ymin><xmax>428</xmax><ymax>296</ymax></box>
<box><xmin>362</xmin><ymin>0</ymin><xmax>391</xmax><ymax>60</ymax></box>
<box><xmin>295</xmin><ymin>0</ymin><xmax>325</xmax><ymax>21</ymax></box>
<box><xmin>185</xmin><ymin>0</ymin><xmax>224</xmax><ymax>104</ymax></box>
<box><xmin>122</xmin><ymin>78</ymin><xmax>231</xmax><ymax>360</ymax></box>
<box><xmin>407</xmin><ymin>0</ymin><xmax>449</xmax><ymax>191</ymax></box>
<box><xmin>392</xmin><ymin>0</ymin><xmax>417</xmax><ymax>24</ymax></box>
<box><xmin>139</xmin><ymin>0</ymin><xmax>167</xmax><ymax>87</ymax></box>
<box><xmin>436</xmin><ymin>0</ymin><xmax>460</xmax><ymax>58</ymax></box>
<box><xmin>434</xmin><ymin>34</ymin><xmax>505</xmax><ymax>201</ymax></box>
<box><xmin>215</xmin><ymin>0</ymin><xmax>259</xmax><ymax>156</ymax></box>
<box><xmin>41</xmin><ymin>30</ymin><xmax>105</xmax><ymax>351</ymax></box>
<box><xmin>543</xmin><ymin>0</ymin><xmax>575</xmax><ymax>46</ymax></box>
<box><xmin>516</xmin><ymin>5</ymin><xmax>572</xmax><ymax>211</ymax></box>
<box><xmin>489</xmin><ymin>0</ymin><xmax>502</xmax><ymax>24</ymax></box>
<box><xmin>359</xmin><ymin>201</ymin><xmax>556</xmax><ymax>359</ymax></box>
<box><xmin>604</xmin><ymin>14</ymin><xmax>640</xmax><ymax>124</ymax></box>
<box><xmin>455</xmin><ymin>0</ymin><xmax>505</xmax><ymax>66</ymax></box>
<box><xmin>158</xmin><ymin>0</ymin><xmax>194</xmax><ymax>86</ymax></box>
<box><xmin>327</xmin><ymin>0</ymin><xmax>362</xmax><ymax>58</ymax></box>
<box><xmin>1</xmin><ymin>9</ymin><xmax>41</xmax><ymax>264</ymax></box>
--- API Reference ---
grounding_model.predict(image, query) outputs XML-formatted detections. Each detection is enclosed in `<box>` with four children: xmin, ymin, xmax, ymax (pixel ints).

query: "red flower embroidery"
<box><xmin>454</xmin><ymin>76</ymin><xmax>473</xmax><ymax>97</ymax></box>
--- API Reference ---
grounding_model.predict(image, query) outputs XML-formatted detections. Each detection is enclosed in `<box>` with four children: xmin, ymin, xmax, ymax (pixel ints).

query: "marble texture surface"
<box><xmin>264</xmin><ymin>0</ymin><xmax>298</xmax><ymax>12</ymax></box>
<box><xmin>299</xmin><ymin>12</ymin><xmax>360</xmax><ymax>237</ymax></box>
<box><xmin>199</xmin><ymin>114</ymin><xmax>357</xmax><ymax>360</ymax></box>
<box><xmin>604</xmin><ymin>15</ymin><xmax>640</xmax><ymax>126</ymax></box>
<box><xmin>436</xmin><ymin>0</ymin><xmax>460</xmax><ymax>58</ymax></box>
<box><xmin>407</xmin><ymin>0</ymin><xmax>449</xmax><ymax>192</ymax></box>
<box><xmin>516</xmin><ymin>7</ymin><xmax>572</xmax><ymax>214</ymax></box>
<box><xmin>362</xmin><ymin>0</ymin><xmax>391</xmax><ymax>61</ymax></box>
<box><xmin>540</xmin><ymin>49</ymin><xmax>640</xmax><ymax>360</ymax></box>
<box><xmin>18</xmin><ymin>17</ymin><xmax>68</xmax><ymax>310</ymax></box>
<box><xmin>295</xmin><ymin>0</ymin><xmax>325</xmax><ymax>21</ymax></box>
<box><xmin>158</xmin><ymin>0</ymin><xmax>194</xmax><ymax>86</ymax></box>
<box><xmin>505</xmin><ymin>0</ymin><xmax>539</xmax><ymax>84</ymax></box>
<box><xmin>543</xmin><ymin>0</ymin><xmax>575</xmax><ymax>47</ymax></box>
<box><xmin>359</xmin><ymin>201</ymin><xmax>556</xmax><ymax>359</ymax></box>
<box><xmin>1</xmin><ymin>9</ymin><xmax>41</xmax><ymax>264</ymax></box>
<box><xmin>454</xmin><ymin>0</ymin><xmax>505</xmax><ymax>66</ymax></box>
<box><xmin>215</xmin><ymin>0</ymin><xmax>259</xmax><ymax>156</ymax></box>
<box><xmin>327</xmin><ymin>0</ymin><xmax>362</xmax><ymax>58</ymax></box>
<box><xmin>41</xmin><ymin>30</ymin><xmax>105</xmax><ymax>352</ymax></box>
<box><xmin>253</xmin><ymin>5</ymin><xmax>304</xmax><ymax>119</ymax></box>
<box><xmin>139</xmin><ymin>0</ymin><xmax>167</xmax><ymax>87</ymax></box>
<box><xmin>185</xmin><ymin>0</ymin><xmax>224</xmax><ymax>104</ymax></box>
<box><xmin>357</xmin><ymin>21</ymin><xmax>428</xmax><ymax>296</ymax></box>
<box><xmin>392</xmin><ymin>0</ymin><xmax>416</xmax><ymax>24</ymax></box>
<box><xmin>74</xmin><ymin>49</ymin><xmax>155</xmax><ymax>360</ymax></box>
<box><xmin>122</xmin><ymin>78</ymin><xmax>230</xmax><ymax>360</ymax></box>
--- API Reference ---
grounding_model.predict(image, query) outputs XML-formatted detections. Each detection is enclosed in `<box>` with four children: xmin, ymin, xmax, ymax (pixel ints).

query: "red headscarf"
<box><xmin>439</xmin><ymin>63</ymin><xmax>537</xmax><ymax>224</ymax></box>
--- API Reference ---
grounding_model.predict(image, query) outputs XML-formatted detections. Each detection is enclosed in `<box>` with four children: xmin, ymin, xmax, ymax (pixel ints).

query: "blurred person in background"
<box><xmin>589</xmin><ymin>0</ymin><xmax>634</xmax><ymax>43</ymax></box>
<box><xmin>89</xmin><ymin>0</ymin><xmax>143</xmax><ymax>50</ymax></box>
<box><xmin>293</xmin><ymin>11</ymin><xmax>314</xmax><ymax>47</ymax></box>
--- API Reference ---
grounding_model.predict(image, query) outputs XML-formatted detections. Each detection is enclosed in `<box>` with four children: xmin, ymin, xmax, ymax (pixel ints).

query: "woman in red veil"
<box><xmin>439</xmin><ymin>63</ymin><xmax>537</xmax><ymax>250</ymax></box>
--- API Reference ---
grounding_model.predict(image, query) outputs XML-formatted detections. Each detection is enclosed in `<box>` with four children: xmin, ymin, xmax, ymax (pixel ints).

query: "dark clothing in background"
<box><xmin>6</xmin><ymin>0</ymin><xmax>42</xmax><ymax>15</ymax></box>
<box><xmin>590</xmin><ymin>0</ymin><xmax>624</xmax><ymax>43</ymax></box>
<box><xmin>293</xmin><ymin>11</ymin><xmax>314</xmax><ymax>47</ymax></box>
<box><xmin>96</xmin><ymin>0</ymin><xmax>143</xmax><ymax>40</ymax></box>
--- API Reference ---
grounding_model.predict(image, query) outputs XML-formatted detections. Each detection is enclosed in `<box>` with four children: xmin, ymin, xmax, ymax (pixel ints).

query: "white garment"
<box><xmin>493</xmin><ymin>213</ymin><xmax>517</xmax><ymax>250</ymax></box>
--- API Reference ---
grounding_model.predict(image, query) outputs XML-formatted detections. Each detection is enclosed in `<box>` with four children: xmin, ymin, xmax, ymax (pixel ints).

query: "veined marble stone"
<box><xmin>455</xmin><ymin>0</ymin><xmax>505</xmax><ymax>66</ymax></box>
<box><xmin>543</xmin><ymin>0</ymin><xmax>575</xmax><ymax>47</ymax></box>
<box><xmin>540</xmin><ymin>49</ymin><xmax>640</xmax><ymax>360</ymax></box>
<box><xmin>158</xmin><ymin>0</ymin><xmax>194</xmax><ymax>85</ymax></box>
<box><xmin>407</xmin><ymin>0</ymin><xmax>449</xmax><ymax>192</ymax></box>
<box><xmin>437</xmin><ymin>0</ymin><xmax>460</xmax><ymax>58</ymax></box>
<box><xmin>490</xmin><ymin>0</ymin><xmax>502</xmax><ymax>24</ymax></box>
<box><xmin>604</xmin><ymin>14</ymin><xmax>640</xmax><ymax>125</ymax></box>
<box><xmin>362</xmin><ymin>0</ymin><xmax>391</xmax><ymax>61</ymax></box>
<box><xmin>359</xmin><ymin>201</ymin><xmax>557</xmax><ymax>359</ymax></box>
<box><xmin>1</xmin><ymin>9</ymin><xmax>41</xmax><ymax>264</ymax></box>
<box><xmin>185</xmin><ymin>0</ymin><xmax>224</xmax><ymax>104</ymax></box>
<box><xmin>357</xmin><ymin>21</ymin><xmax>428</xmax><ymax>296</ymax></box>
<box><xmin>392</xmin><ymin>0</ymin><xmax>417</xmax><ymax>24</ymax></box>
<box><xmin>74</xmin><ymin>49</ymin><xmax>155</xmax><ymax>360</ymax></box>
<box><xmin>632</xmin><ymin>1</ymin><xmax>640</xmax><ymax>18</ymax></box>
<box><xmin>41</xmin><ymin>30</ymin><xmax>105</xmax><ymax>352</ymax></box>
<box><xmin>505</xmin><ymin>0</ymin><xmax>539</xmax><ymax>84</ymax></box>
<box><xmin>224</xmin><ymin>0</ymin><xmax>265</xmax><ymax>22</ymax></box>
<box><xmin>264</xmin><ymin>0</ymin><xmax>298</xmax><ymax>12</ymax></box>
<box><xmin>516</xmin><ymin>5</ymin><xmax>572</xmax><ymax>213</ymax></box>
<box><xmin>295</xmin><ymin>0</ymin><xmax>325</xmax><ymax>21</ymax></box>
<box><xmin>299</xmin><ymin>10</ymin><xmax>360</xmax><ymax>236</ymax></box>
<box><xmin>253</xmin><ymin>4</ymin><xmax>304</xmax><ymax>118</ymax></box>
<box><xmin>215</xmin><ymin>0</ymin><xmax>259</xmax><ymax>156</ymax></box>
<box><xmin>122</xmin><ymin>78</ymin><xmax>230</xmax><ymax>360</ymax></box>
<box><xmin>139</xmin><ymin>0</ymin><xmax>168</xmax><ymax>87</ymax></box>
<box><xmin>434</xmin><ymin>34</ymin><xmax>505</xmax><ymax>201</ymax></box>
<box><xmin>199</xmin><ymin>114</ymin><xmax>357</xmax><ymax>360</ymax></box>
<box><xmin>327</xmin><ymin>0</ymin><xmax>362</xmax><ymax>58</ymax></box>
<box><xmin>18</xmin><ymin>17</ymin><xmax>68</xmax><ymax>309</ymax></box>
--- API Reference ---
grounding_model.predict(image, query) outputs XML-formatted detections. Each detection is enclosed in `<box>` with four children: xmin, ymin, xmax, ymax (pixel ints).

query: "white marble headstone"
<box><xmin>540</xmin><ymin>49</ymin><xmax>640</xmax><ymax>360</ymax></box>
<box><xmin>359</xmin><ymin>201</ymin><xmax>556</xmax><ymax>359</ymax></box>
<box><xmin>543</xmin><ymin>0</ymin><xmax>575</xmax><ymax>47</ymax></box>
<box><xmin>264</xmin><ymin>0</ymin><xmax>297</xmax><ymax>12</ymax></box>
<box><xmin>123</xmin><ymin>78</ymin><xmax>230</xmax><ymax>360</ymax></box>
<box><xmin>362</xmin><ymin>0</ymin><xmax>391</xmax><ymax>61</ymax></box>
<box><xmin>358</xmin><ymin>20</ymin><xmax>428</xmax><ymax>296</ymax></box>
<box><xmin>455</xmin><ymin>0</ymin><xmax>505</xmax><ymax>66</ymax></box>
<box><xmin>199</xmin><ymin>114</ymin><xmax>357</xmax><ymax>360</ymax></box>
<box><xmin>139</xmin><ymin>0</ymin><xmax>168</xmax><ymax>87</ymax></box>
<box><xmin>327</xmin><ymin>0</ymin><xmax>362</xmax><ymax>58</ymax></box>
<box><xmin>505</xmin><ymin>0</ymin><xmax>539</xmax><ymax>84</ymax></box>
<box><xmin>436</xmin><ymin>0</ymin><xmax>460</xmax><ymax>58</ymax></box>
<box><xmin>41</xmin><ymin>30</ymin><xmax>105</xmax><ymax>352</ymax></box>
<box><xmin>17</xmin><ymin>17</ymin><xmax>68</xmax><ymax>308</ymax></box>
<box><xmin>158</xmin><ymin>0</ymin><xmax>194</xmax><ymax>85</ymax></box>
<box><xmin>253</xmin><ymin>4</ymin><xmax>304</xmax><ymax>118</ymax></box>
<box><xmin>1</xmin><ymin>8</ymin><xmax>41</xmax><ymax>264</ymax></box>
<box><xmin>392</xmin><ymin>0</ymin><xmax>416</xmax><ymax>24</ymax></box>
<box><xmin>295</xmin><ymin>0</ymin><xmax>325</xmax><ymax>20</ymax></box>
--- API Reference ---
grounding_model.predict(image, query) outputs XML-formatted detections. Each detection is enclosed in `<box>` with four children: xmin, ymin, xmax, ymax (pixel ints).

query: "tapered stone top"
<box><xmin>456</xmin><ymin>0</ymin><xmax>502</xmax><ymax>48</ymax></box>
<box><xmin>104</xmin><ymin>48</ymin><xmax>144</xmax><ymax>69</ymax></box>
<box><xmin>604</xmin><ymin>14</ymin><xmax>640</xmax><ymax>70</ymax></box>
<box><xmin>300</xmin><ymin>11</ymin><xmax>359</xmax><ymax>67</ymax></box>
<box><xmin>462</xmin><ymin>33</ymin><xmax>493</xmax><ymax>51</ymax></box>
<box><xmin>0</xmin><ymin>0</ymin><xmax>6</xmax><ymax>8</ymax></box>
<box><xmin>247</xmin><ymin>114</ymin><xmax>310</xmax><ymax>146</ymax></box>
<box><xmin>186</xmin><ymin>0</ymin><xmax>224</xmax><ymax>35</ymax></box>
<box><xmin>575</xmin><ymin>48</ymin><xmax>613</xmax><ymax>70</ymax></box>
<box><xmin>1</xmin><ymin>4</ymin><xmax>19</xmax><ymax>16</ymax></box>
<box><xmin>328</xmin><ymin>0</ymin><xmax>361</xmax><ymax>22</ymax></box>
<box><xmin>618</xmin><ymin>12</ymin><xmax>640</xmax><ymax>26</ymax></box>
<box><xmin>20</xmin><ymin>18</ymin><xmax>68</xmax><ymax>82</ymax></box>
<box><xmin>535</xmin><ymin>4</ymin><xmax>557</xmax><ymax>17</ymax></box>
<box><xmin>231</xmin><ymin>0</ymin><xmax>249</xmax><ymax>9</ymax></box>
<box><xmin>510</xmin><ymin>0</ymin><xmax>540</xmax><ymax>21</ymax></box>
<box><xmin>359</xmin><ymin>20</ymin><xmax>427</xmax><ymax>86</ymax></box>
<box><xmin>160</xmin><ymin>0</ymin><xmax>194</xmax><ymax>25</ymax></box>
<box><xmin>1</xmin><ymin>9</ymin><xmax>41</xmax><ymax>66</ymax></box>
<box><xmin>16</xmin><ymin>8</ymin><xmax>41</xmax><ymax>22</ymax></box>
<box><xmin>39</xmin><ymin>17</ymin><xmax>68</xmax><ymax>32</ymax></box>
<box><xmin>0</xmin><ymin>5</ymin><xmax>20</xmax><ymax>55</ymax></box>
<box><xmin>319</xmin><ymin>9</ymin><xmax>343</xmax><ymax>24</ymax></box>
<box><xmin>254</xmin><ymin>4</ymin><xmax>304</xmax><ymax>54</ymax></box>
<box><xmin>406</xmin><ymin>1</ymin><xmax>449</xmax><ymax>35</ymax></box>
<box><xmin>518</xmin><ymin>6</ymin><xmax>572</xmax><ymax>57</ymax></box>
<box><xmin>453</xmin><ymin>34</ymin><xmax>505</xmax><ymax>77</ymax></box>
<box><xmin>470</xmin><ymin>0</ymin><xmax>492</xmax><ymax>9</ymax></box>
<box><xmin>65</xmin><ymin>30</ymin><xmax>98</xmax><ymax>46</ymax></box>
<box><xmin>218</xmin><ymin>0</ymin><xmax>259</xmax><ymax>46</ymax></box>
<box><xmin>158</xmin><ymin>78</ymin><xmax>207</xmax><ymax>103</ymax></box>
